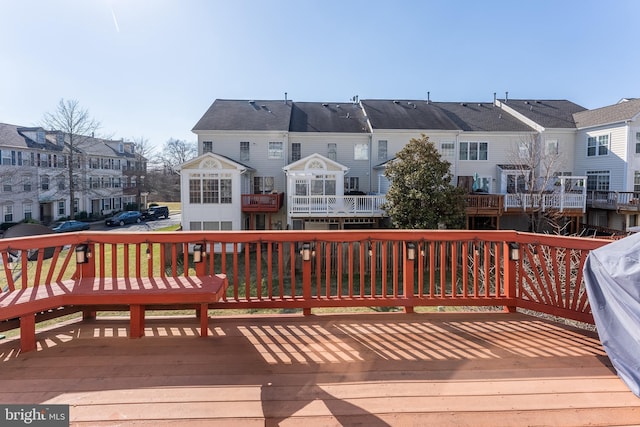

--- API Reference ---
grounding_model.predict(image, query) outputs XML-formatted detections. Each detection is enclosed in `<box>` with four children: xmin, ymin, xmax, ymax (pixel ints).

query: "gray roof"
<box><xmin>436</xmin><ymin>102</ymin><xmax>534</xmax><ymax>132</ymax></box>
<box><xmin>361</xmin><ymin>100</ymin><xmax>534</xmax><ymax>132</ymax></box>
<box><xmin>500</xmin><ymin>99</ymin><xmax>586</xmax><ymax>129</ymax></box>
<box><xmin>0</xmin><ymin>122</ymin><xmax>139</xmax><ymax>159</ymax></box>
<box><xmin>360</xmin><ymin>99</ymin><xmax>458</xmax><ymax>130</ymax></box>
<box><xmin>290</xmin><ymin>102</ymin><xmax>368</xmax><ymax>133</ymax></box>
<box><xmin>0</xmin><ymin>123</ymin><xmax>31</xmax><ymax>148</ymax></box>
<box><xmin>193</xmin><ymin>99</ymin><xmax>293</xmax><ymax>132</ymax></box>
<box><xmin>573</xmin><ymin>98</ymin><xmax>640</xmax><ymax>128</ymax></box>
<box><xmin>0</xmin><ymin>123</ymin><xmax>65</xmax><ymax>152</ymax></box>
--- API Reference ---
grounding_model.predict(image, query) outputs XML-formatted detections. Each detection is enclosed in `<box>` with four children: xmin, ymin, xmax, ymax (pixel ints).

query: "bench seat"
<box><xmin>0</xmin><ymin>274</ymin><xmax>228</xmax><ymax>353</ymax></box>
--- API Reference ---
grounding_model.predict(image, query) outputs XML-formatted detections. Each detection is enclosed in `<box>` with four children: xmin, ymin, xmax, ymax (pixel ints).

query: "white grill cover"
<box><xmin>583</xmin><ymin>232</ymin><xmax>640</xmax><ymax>396</ymax></box>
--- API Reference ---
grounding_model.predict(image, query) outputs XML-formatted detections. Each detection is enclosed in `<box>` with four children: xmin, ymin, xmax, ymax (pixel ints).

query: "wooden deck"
<box><xmin>0</xmin><ymin>312</ymin><xmax>638</xmax><ymax>426</ymax></box>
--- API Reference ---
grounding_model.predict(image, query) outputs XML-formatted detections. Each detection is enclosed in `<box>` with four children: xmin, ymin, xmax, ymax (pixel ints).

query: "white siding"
<box><xmin>574</xmin><ymin>124</ymin><xmax>628</xmax><ymax>191</ymax></box>
<box><xmin>179</xmin><ymin>154</ymin><xmax>244</xmax><ymax>232</ymax></box>
<box><xmin>193</xmin><ymin>130</ymin><xmax>289</xmax><ymax>193</ymax></box>
<box><xmin>288</xmin><ymin>133</ymin><xmax>372</xmax><ymax>192</ymax></box>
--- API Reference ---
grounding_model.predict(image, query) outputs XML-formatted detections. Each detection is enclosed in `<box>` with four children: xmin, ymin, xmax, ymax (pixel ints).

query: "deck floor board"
<box><xmin>0</xmin><ymin>312</ymin><xmax>637</xmax><ymax>426</ymax></box>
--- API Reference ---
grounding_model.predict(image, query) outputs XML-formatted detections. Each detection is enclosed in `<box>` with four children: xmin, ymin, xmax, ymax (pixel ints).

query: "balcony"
<box><xmin>588</xmin><ymin>191</ymin><xmax>640</xmax><ymax>212</ymax></box>
<box><xmin>467</xmin><ymin>192</ymin><xmax>586</xmax><ymax>215</ymax></box>
<box><xmin>0</xmin><ymin>230</ymin><xmax>635</xmax><ymax>424</ymax></box>
<box><xmin>288</xmin><ymin>195</ymin><xmax>387</xmax><ymax>217</ymax></box>
<box><xmin>241</xmin><ymin>192</ymin><xmax>284</xmax><ymax>213</ymax></box>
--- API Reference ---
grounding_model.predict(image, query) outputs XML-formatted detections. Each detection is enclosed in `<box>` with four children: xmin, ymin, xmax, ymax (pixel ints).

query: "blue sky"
<box><xmin>1</xmin><ymin>0</ymin><xmax>639</xmax><ymax>153</ymax></box>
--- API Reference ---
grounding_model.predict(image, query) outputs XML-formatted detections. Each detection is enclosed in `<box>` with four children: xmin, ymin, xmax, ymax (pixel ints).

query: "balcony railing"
<box><xmin>288</xmin><ymin>195</ymin><xmax>387</xmax><ymax>217</ymax></box>
<box><xmin>588</xmin><ymin>191</ymin><xmax>640</xmax><ymax>211</ymax></box>
<box><xmin>0</xmin><ymin>230</ymin><xmax>609</xmax><ymax>328</ymax></box>
<box><xmin>503</xmin><ymin>192</ymin><xmax>586</xmax><ymax>212</ymax></box>
<box><xmin>241</xmin><ymin>193</ymin><xmax>284</xmax><ymax>213</ymax></box>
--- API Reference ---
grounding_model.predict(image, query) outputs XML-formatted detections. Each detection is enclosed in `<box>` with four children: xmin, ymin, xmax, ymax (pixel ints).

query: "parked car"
<box><xmin>51</xmin><ymin>220</ymin><xmax>91</xmax><ymax>233</ymax></box>
<box><xmin>105</xmin><ymin>211</ymin><xmax>143</xmax><ymax>226</ymax></box>
<box><xmin>144</xmin><ymin>205</ymin><xmax>170</xmax><ymax>220</ymax></box>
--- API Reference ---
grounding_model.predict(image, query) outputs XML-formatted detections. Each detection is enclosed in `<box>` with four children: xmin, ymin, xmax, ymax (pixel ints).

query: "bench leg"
<box><xmin>130</xmin><ymin>305</ymin><xmax>145</xmax><ymax>338</ymax></box>
<box><xmin>20</xmin><ymin>313</ymin><xmax>36</xmax><ymax>353</ymax></box>
<box><xmin>199</xmin><ymin>303</ymin><xmax>209</xmax><ymax>337</ymax></box>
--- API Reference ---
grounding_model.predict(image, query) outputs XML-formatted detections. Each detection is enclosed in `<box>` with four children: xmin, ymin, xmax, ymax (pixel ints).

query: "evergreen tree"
<box><xmin>384</xmin><ymin>134</ymin><xmax>466</xmax><ymax>229</ymax></box>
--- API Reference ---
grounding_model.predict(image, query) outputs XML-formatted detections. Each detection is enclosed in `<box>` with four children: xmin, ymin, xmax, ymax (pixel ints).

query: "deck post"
<box><xmin>302</xmin><ymin>243</ymin><xmax>312</xmax><ymax>316</ymax></box>
<box><xmin>20</xmin><ymin>313</ymin><xmax>36</xmax><ymax>353</ymax></box>
<box><xmin>403</xmin><ymin>242</ymin><xmax>415</xmax><ymax>314</ymax></box>
<box><xmin>504</xmin><ymin>241</ymin><xmax>518</xmax><ymax>313</ymax></box>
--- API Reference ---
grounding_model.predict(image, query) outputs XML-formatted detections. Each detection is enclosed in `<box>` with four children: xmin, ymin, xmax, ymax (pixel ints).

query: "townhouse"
<box><xmin>184</xmin><ymin>95</ymin><xmax>639</xmax><ymax>233</ymax></box>
<box><xmin>0</xmin><ymin>123</ymin><xmax>147</xmax><ymax>225</ymax></box>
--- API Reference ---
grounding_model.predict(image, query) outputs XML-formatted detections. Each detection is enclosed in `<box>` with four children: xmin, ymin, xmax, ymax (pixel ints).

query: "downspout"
<box><xmin>369</xmin><ymin>134</ymin><xmax>373</xmax><ymax>192</ymax></box>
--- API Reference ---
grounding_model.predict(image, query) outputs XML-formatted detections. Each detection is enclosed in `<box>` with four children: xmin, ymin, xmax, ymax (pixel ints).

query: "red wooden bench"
<box><xmin>0</xmin><ymin>274</ymin><xmax>228</xmax><ymax>353</ymax></box>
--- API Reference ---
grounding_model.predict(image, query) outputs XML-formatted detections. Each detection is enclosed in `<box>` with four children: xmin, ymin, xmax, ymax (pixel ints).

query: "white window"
<box><xmin>119</xmin><ymin>143</ymin><xmax>124</xmax><ymax>153</ymax></box>
<box><xmin>268</xmin><ymin>141</ymin><xmax>283</xmax><ymax>159</ymax></box>
<box><xmin>1</xmin><ymin>150</ymin><xmax>12</xmax><ymax>165</ymax></box>
<box><xmin>354</xmin><ymin>143</ymin><xmax>368</xmax><ymax>160</ymax></box>
<box><xmin>203</xmin><ymin>141</ymin><xmax>213</xmax><ymax>153</ymax></box>
<box><xmin>23</xmin><ymin>175</ymin><xmax>32</xmax><ymax>192</ymax></box>
<box><xmin>58</xmin><ymin>201</ymin><xmax>65</xmax><ymax>216</ymax></box>
<box><xmin>518</xmin><ymin>142</ymin><xmax>530</xmax><ymax>159</ymax></box>
<box><xmin>74</xmin><ymin>198</ymin><xmax>79</xmax><ymax>214</ymax></box>
<box><xmin>240</xmin><ymin>141</ymin><xmax>250</xmax><ymax>161</ymax></box>
<box><xmin>545</xmin><ymin>139</ymin><xmax>558</xmax><ymax>155</ymax></box>
<box><xmin>253</xmin><ymin>176</ymin><xmax>274</xmax><ymax>194</ymax></box>
<box><xmin>23</xmin><ymin>203</ymin><xmax>32</xmax><ymax>221</ymax></box>
<box><xmin>4</xmin><ymin>205</ymin><xmax>13</xmax><ymax>222</ymax></box>
<box><xmin>41</xmin><ymin>176</ymin><xmax>49</xmax><ymax>191</ymax></box>
<box><xmin>345</xmin><ymin>177</ymin><xmax>359</xmax><ymax>191</ymax></box>
<box><xmin>587</xmin><ymin>135</ymin><xmax>609</xmax><ymax>157</ymax></box>
<box><xmin>191</xmin><ymin>173</ymin><xmax>232</xmax><ymax>204</ymax></box>
<box><xmin>57</xmin><ymin>176</ymin><xmax>65</xmax><ymax>190</ymax></box>
<box><xmin>291</xmin><ymin>143</ymin><xmax>301</xmax><ymax>162</ymax></box>
<box><xmin>634</xmin><ymin>171</ymin><xmax>640</xmax><ymax>192</ymax></box>
<box><xmin>636</xmin><ymin>132</ymin><xmax>640</xmax><ymax>154</ymax></box>
<box><xmin>377</xmin><ymin>140</ymin><xmax>387</xmax><ymax>161</ymax></box>
<box><xmin>586</xmin><ymin>170</ymin><xmax>610</xmax><ymax>191</ymax></box>
<box><xmin>328</xmin><ymin>143</ymin><xmax>337</xmax><ymax>161</ymax></box>
<box><xmin>3</xmin><ymin>177</ymin><xmax>11</xmax><ymax>192</ymax></box>
<box><xmin>440</xmin><ymin>142</ymin><xmax>455</xmax><ymax>163</ymax></box>
<box><xmin>459</xmin><ymin>142</ymin><xmax>488</xmax><ymax>161</ymax></box>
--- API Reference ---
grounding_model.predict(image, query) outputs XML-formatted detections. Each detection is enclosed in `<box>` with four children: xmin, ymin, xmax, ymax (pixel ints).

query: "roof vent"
<box><xmin>322</xmin><ymin>103</ymin><xmax>328</xmax><ymax>107</ymax></box>
<box><xmin>460</xmin><ymin>103</ymin><xmax>467</xmax><ymax>107</ymax></box>
<box><xmin>393</xmin><ymin>100</ymin><xmax>399</xmax><ymax>104</ymax></box>
<box><xmin>336</xmin><ymin>104</ymin><xmax>340</xmax><ymax>108</ymax></box>
<box><xmin>248</xmin><ymin>100</ymin><xmax>255</xmax><ymax>104</ymax></box>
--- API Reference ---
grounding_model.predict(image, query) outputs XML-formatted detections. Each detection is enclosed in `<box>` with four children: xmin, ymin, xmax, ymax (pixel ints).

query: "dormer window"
<box><xmin>130</xmin><ymin>145</ymin><xmax>135</xmax><ymax>154</ymax></box>
<box><xmin>119</xmin><ymin>143</ymin><xmax>124</xmax><ymax>153</ymax></box>
<box><xmin>56</xmin><ymin>133</ymin><xmax>65</xmax><ymax>146</ymax></box>
<box><xmin>36</xmin><ymin>131</ymin><xmax>45</xmax><ymax>144</ymax></box>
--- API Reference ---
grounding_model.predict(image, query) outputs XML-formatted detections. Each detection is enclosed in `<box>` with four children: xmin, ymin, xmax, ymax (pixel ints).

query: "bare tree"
<box><xmin>42</xmin><ymin>99</ymin><xmax>100</xmax><ymax>220</ymax></box>
<box><xmin>160</xmin><ymin>138</ymin><xmax>197</xmax><ymax>174</ymax></box>
<box><xmin>507</xmin><ymin>134</ymin><xmax>570</xmax><ymax>233</ymax></box>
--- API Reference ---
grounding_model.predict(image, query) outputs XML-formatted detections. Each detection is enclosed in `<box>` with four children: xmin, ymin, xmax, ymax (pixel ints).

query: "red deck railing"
<box><xmin>0</xmin><ymin>230</ymin><xmax>610</xmax><ymax>329</ymax></box>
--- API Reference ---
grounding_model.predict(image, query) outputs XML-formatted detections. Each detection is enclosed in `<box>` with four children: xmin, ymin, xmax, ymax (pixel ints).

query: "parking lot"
<box><xmin>95</xmin><ymin>213</ymin><xmax>181</xmax><ymax>232</ymax></box>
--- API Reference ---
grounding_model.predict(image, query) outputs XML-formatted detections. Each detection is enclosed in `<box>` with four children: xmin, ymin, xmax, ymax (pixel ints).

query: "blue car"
<box><xmin>105</xmin><ymin>211</ymin><xmax>143</xmax><ymax>226</ymax></box>
<box><xmin>52</xmin><ymin>220</ymin><xmax>91</xmax><ymax>233</ymax></box>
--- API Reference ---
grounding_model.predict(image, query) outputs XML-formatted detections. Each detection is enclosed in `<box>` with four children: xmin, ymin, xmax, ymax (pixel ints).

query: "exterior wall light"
<box><xmin>509</xmin><ymin>242</ymin><xmax>520</xmax><ymax>261</ymax></box>
<box><xmin>75</xmin><ymin>244</ymin><xmax>90</xmax><ymax>264</ymax></box>
<box><xmin>301</xmin><ymin>243</ymin><xmax>311</xmax><ymax>261</ymax></box>
<box><xmin>407</xmin><ymin>242</ymin><xmax>416</xmax><ymax>261</ymax></box>
<box><xmin>193</xmin><ymin>243</ymin><xmax>205</xmax><ymax>263</ymax></box>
